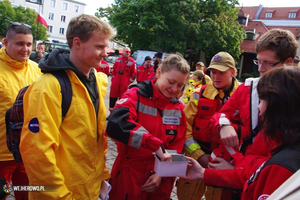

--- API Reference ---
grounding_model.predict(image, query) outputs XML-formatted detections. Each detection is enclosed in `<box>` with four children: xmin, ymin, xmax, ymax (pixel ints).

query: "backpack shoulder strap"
<box><xmin>50</xmin><ymin>71</ymin><xmax>72</xmax><ymax>120</ymax></box>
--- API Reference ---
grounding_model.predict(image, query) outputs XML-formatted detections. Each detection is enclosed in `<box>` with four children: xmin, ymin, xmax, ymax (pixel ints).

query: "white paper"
<box><xmin>99</xmin><ymin>180</ymin><xmax>111</xmax><ymax>200</ymax></box>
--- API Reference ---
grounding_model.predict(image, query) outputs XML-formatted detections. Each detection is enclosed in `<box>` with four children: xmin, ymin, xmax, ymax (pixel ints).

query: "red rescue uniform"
<box><xmin>110</xmin><ymin>56</ymin><xmax>136</xmax><ymax>99</ymax></box>
<box><xmin>106</xmin><ymin>80</ymin><xmax>187</xmax><ymax>200</ymax></box>
<box><xmin>136</xmin><ymin>64</ymin><xmax>153</xmax><ymax>83</ymax></box>
<box><xmin>95</xmin><ymin>59</ymin><xmax>110</xmax><ymax>75</ymax></box>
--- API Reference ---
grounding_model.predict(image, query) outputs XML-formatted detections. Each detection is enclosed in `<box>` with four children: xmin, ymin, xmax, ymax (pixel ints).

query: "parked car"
<box><xmin>104</xmin><ymin>55</ymin><xmax>120</xmax><ymax>64</ymax></box>
<box><xmin>44</xmin><ymin>41</ymin><xmax>69</xmax><ymax>53</ymax></box>
<box><xmin>132</xmin><ymin>50</ymin><xmax>170</xmax><ymax>66</ymax></box>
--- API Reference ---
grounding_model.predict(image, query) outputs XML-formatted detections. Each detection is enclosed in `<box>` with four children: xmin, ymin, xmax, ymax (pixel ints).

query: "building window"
<box><xmin>59</xmin><ymin>28</ymin><xmax>65</xmax><ymax>35</ymax></box>
<box><xmin>61</xmin><ymin>15</ymin><xmax>66</xmax><ymax>22</ymax></box>
<box><xmin>289</xmin><ymin>13</ymin><xmax>296</xmax><ymax>18</ymax></box>
<box><xmin>50</xmin><ymin>0</ymin><xmax>56</xmax><ymax>7</ymax></box>
<box><xmin>74</xmin><ymin>5</ymin><xmax>79</xmax><ymax>13</ymax></box>
<box><xmin>49</xmin><ymin>13</ymin><xmax>54</xmax><ymax>20</ymax></box>
<box><xmin>63</xmin><ymin>2</ymin><xmax>68</xmax><ymax>10</ymax></box>
<box><xmin>265</xmin><ymin>13</ymin><xmax>272</xmax><ymax>18</ymax></box>
<box><xmin>48</xmin><ymin>26</ymin><xmax>53</xmax><ymax>33</ymax></box>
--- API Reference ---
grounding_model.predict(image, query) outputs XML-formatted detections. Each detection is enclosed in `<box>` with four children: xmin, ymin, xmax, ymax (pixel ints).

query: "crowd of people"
<box><xmin>0</xmin><ymin>13</ymin><xmax>300</xmax><ymax>200</ymax></box>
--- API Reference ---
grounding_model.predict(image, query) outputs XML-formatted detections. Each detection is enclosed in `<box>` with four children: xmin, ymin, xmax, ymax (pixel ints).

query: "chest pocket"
<box><xmin>162</xmin><ymin>112</ymin><xmax>181</xmax><ymax>146</ymax></box>
<box><xmin>193</xmin><ymin>98</ymin><xmax>219</xmax><ymax>143</ymax></box>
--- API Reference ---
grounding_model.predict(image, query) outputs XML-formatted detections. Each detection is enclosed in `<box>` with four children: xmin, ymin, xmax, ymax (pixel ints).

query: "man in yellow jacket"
<box><xmin>20</xmin><ymin>14</ymin><xmax>115</xmax><ymax>200</ymax></box>
<box><xmin>0</xmin><ymin>22</ymin><xmax>42</xmax><ymax>200</ymax></box>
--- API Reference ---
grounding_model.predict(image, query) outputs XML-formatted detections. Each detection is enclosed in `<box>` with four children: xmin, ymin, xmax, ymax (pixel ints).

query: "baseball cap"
<box><xmin>192</xmin><ymin>70</ymin><xmax>204</xmax><ymax>80</ymax></box>
<box><xmin>207</xmin><ymin>52</ymin><xmax>236</xmax><ymax>72</ymax></box>
<box><xmin>154</xmin><ymin>52</ymin><xmax>163</xmax><ymax>59</ymax></box>
<box><xmin>196</xmin><ymin>61</ymin><xmax>205</xmax><ymax>67</ymax></box>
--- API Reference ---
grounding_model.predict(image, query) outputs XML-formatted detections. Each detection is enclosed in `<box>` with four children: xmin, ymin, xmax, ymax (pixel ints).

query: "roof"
<box><xmin>241</xmin><ymin>21</ymin><xmax>269</xmax><ymax>53</ymax></box>
<box><xmin>259</xmin><ymin>7</ymin><xmax>300</xmax><ymax>20</ymax></box>
<box><xmin>238</xmin><ymin>6</ymin><xmax>300</xmax><ymax>54</ymax></box>
<box><xmin>237</xmin><ymin>6</ymin><xmax>261</xmax><ymax>20</ymax></box>
<box><xmin>267</xmin><ymin>26</ymin><xmax>300</xmax><ymax>38</ymax></box>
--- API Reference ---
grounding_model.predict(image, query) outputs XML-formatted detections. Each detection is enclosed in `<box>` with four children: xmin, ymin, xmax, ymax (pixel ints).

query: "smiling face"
<box><xmin>3</xmin><ymin>33</ymin><xmax>33</xmax><ymax>62</ymax></box>
<box><xmin>75</xmin><ymin>30</ymin><xmax>109</xmax><ymax>69</ymax></box>
<box><xmin>210</xmin><ymin>68</ymin><xmax>235</xmax><ymax>90</ymax></box>
<box><xmin>144</xmin><ymin>60</ymin><xmax>152</xmax><ymax>67</ymax></box>
<box><xmin>155</xmin><ymin>68</ymin><xmax>188</xmax><ymax>98</ymax></box>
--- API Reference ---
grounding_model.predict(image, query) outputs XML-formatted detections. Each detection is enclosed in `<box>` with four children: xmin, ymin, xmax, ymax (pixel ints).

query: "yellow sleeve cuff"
<box><xmin>190</xmin><ymin>148</ymin><xmax>205</xmax><ymax>160</ymax></box>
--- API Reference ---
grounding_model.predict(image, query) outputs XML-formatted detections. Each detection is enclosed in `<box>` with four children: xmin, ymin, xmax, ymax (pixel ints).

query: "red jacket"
<box><xmin>106</xmin><ymin>80</ymin><xmax>187</xmax><ymax>200</ymax></box>
<box><xmin>109</xmin><ymin>56</ymin><xmax>136</xmax><ymax>98</ymax></box>
<box><xmin>95</xmin><ymin>60</ymin><xmax>110</xmax><ymax>75</ymax></box>
<box><xmin>242</xmin><ymin>146</ymin><xmax>300</xmax><ymax>200</ymax></box>
<box><xmin>136</xmin><ymin>64</ymin><xmax>153</xmax><ymax>83</ymax></box>
<box><xmin>205</xmin><ymin>146</ymin><xmax>300</xmax><ymax>200</ymax></box>
<box><xmin>211</xmin><ymin>78</ymin><xmax>273</xmax><ymax>159</ymax></box>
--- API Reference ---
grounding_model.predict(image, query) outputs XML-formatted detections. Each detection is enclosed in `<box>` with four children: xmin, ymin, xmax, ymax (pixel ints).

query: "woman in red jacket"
<box><xmin>181</xmin><ymin>66</ymin><xmax>300</xmax><ymax>200</ymax></box>
<box><xmin>106</xmin><ymin>53</ymin><xmax>190</xmax><ymax>200</ymax></box>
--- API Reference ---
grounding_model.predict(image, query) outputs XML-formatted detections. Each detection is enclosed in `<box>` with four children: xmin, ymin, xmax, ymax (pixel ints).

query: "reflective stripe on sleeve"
<box><xmin>184</xmin><ymin>138</ymin><xmax>201</xmax><ymax>154</ymax></box>
<box><xmin>193</xmin><ymin>93</ymin><xmax>200</xmax><ymax>106</ymax></box>
<box><xmin>130</xmin><ymin>126</ymin><xmax>149</xmax><ymax>149</ymax></box>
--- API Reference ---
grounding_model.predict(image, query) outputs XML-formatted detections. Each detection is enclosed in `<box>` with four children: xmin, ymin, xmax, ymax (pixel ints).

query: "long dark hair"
<box><xmin>257</xmin><ymin>66</ymin><xmax>300</xmax><ymax>149</ymax></box>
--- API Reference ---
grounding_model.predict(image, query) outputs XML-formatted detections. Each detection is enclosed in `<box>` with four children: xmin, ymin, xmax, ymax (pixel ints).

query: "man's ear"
<box><xmin>73</xmin><ymin>37</ymin><xmax>81</xmax><ymax>49</ymax></box>
<box><xmin>230</xmin><ymin>68</ymin><xmax>236</xmax><ymax>77</ymax></box>
<box><xmin>285</xmin><ymin>57</ymin><xmax>294</xmax><ymax>65</ymax></box>
<box><xmin>2</xmin><ymin>38</ymin><xmax>8</xmax><ymax>47</ymax></box>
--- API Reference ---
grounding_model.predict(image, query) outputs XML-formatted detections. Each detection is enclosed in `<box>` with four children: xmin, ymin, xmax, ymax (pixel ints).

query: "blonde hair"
<box><xmin>67</xmin><ymin>14</ymin><xmax>116</xmax><ymax>48</ymax></box>
<box><xmin>160</xmin><ymin>53</ymin><xmax>190</xmax><ymax>75</ymax></box>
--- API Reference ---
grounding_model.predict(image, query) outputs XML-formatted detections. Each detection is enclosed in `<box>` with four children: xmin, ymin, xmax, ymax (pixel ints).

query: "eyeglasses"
<box><xmin>253</xmin><ymin>59</ymin><xmax>281</xmax><ymax>67</ymax></box>
<box><xmin>8</xmin><ymin>22</ymin><xmax>32</xmax><ymax>29</ymax></box>
<box><xmin>124</xmin><ymin>51</ymin><xmax>131</xmax><ymax>53</ymax></box>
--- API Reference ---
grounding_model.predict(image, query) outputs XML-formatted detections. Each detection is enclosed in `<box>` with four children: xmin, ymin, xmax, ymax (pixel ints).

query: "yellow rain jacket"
<box><xmin>0</xmin><ymin>47</ymin><xmax>42</xmax><ymax>161</ymax></box>
<box><xmin>20</xmin><ymin>48</ymin><xmax>110</xmax><ymax>200</ymax></box>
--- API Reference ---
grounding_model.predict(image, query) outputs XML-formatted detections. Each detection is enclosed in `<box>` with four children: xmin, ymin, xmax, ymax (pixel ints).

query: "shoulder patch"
<box><xmin>28</xmin><ymin>117</ymin><xmax>39</xmax><ymax>133</ymax></box>
<box><xmin>117</xmin><ymin>98</ymin><xmax>128</xmax><ymax>105</ymax></box>
<box><xmin>257</xmin><ymin>194</ymin><xmax>269</xmax><ymax>200</ymax></box>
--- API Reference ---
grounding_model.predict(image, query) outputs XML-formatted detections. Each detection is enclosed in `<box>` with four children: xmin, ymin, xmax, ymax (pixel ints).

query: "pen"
<box><xmin>160</xmin><ymin>144</ymin><xmax>166</xmax><ymax>153</ymax></box>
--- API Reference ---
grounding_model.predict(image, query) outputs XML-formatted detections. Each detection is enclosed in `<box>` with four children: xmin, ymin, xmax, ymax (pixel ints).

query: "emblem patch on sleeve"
<box><xmin>116</xmin><ymin>98</ymin><xmax>128</xmax><ymax>105</ymax></box>
<box><xmin>28</xmin><ymin>117</ymin><xmax>40</xmax><ymax>133</ymax></box>
<box><xmin>257</xmin><ymin>194</ymin><xmax>269</xmax><ymax>200</ymax></box>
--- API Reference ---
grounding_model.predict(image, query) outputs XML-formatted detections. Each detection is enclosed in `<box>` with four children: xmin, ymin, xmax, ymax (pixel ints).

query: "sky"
<box><xmin>83</xmin><ymin>0</ymin><xmax>300</xmax><ymax>15</ymax></box>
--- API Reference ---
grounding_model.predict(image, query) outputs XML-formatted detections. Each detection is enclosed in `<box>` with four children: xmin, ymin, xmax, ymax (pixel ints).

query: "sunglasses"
<box><xmin>8</xmin><ymin>21</ymin><xmax>32</xmax><ymax>29</ymax></box>
<box><xmin>124</xmin><ymin>51</ymin><xmax>131</xmax><ymax>53</ymax></box>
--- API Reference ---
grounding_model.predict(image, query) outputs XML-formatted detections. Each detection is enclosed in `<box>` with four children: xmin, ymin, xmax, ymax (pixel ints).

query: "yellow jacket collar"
<box><xmin>192</xmin><ymin>80</ymin><xmax>202</xmax><ymax>87</ymax></box>
<box><xmin>0</xmin><ymin>47</ymin><xmax>29</xmax><ymax>69</ymax></box>
<box><xmin>203</xmin><ymin>79</ymin><xmax>240</xmax><ymax>100</ymax></box>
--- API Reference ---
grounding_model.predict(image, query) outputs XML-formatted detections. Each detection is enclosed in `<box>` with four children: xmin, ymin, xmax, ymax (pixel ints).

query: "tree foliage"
<box><xmin>0</xmin><ymin>0</ymin><xmax>48</xmax><ymax>41</ymax></box>
<box><xmin>96</xmin><ymin>0</ymin><xmax>245</xmax><ymax>60</ymax></box>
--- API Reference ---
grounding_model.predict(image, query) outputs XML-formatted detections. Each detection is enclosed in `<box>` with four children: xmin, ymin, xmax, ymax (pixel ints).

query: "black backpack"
<box><xmin>5</xmin><ymin>71</ymin><xmax>72</xmax><ymax>162</ymax></box>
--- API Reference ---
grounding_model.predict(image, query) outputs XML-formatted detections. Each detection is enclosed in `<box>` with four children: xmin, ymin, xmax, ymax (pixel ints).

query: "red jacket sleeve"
<box><xmin>106</xmin><ymin>88</ymin><xmax>162</xmax><ymax>152</ymax></box>
<box><xmin>210</xmin><ymin>84</ymin><xmax>251</xmax><ymax>144</ymax></box>
<box><xmin>204</xmin><ymin>155</ymin><xmax>268</xmax><ymax>190</ymax></box>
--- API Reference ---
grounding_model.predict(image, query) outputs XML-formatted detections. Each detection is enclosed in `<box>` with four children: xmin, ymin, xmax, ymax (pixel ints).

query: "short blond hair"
<box><xmin>67</xmin><ymin>14</ymin><xmax>116</xmax><ymax>48</ymax></box>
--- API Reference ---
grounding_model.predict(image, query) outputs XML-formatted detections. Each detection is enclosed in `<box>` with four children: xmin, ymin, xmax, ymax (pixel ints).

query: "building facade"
<box><xmin>8</xmin><ymin>0</ymin><xmax>86</xmax><ymax>43</ymax></box>
<box><xmin>237</xmin><ymin>5</ymin><xmax>300</xmax><ymax>77</ymax></box>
